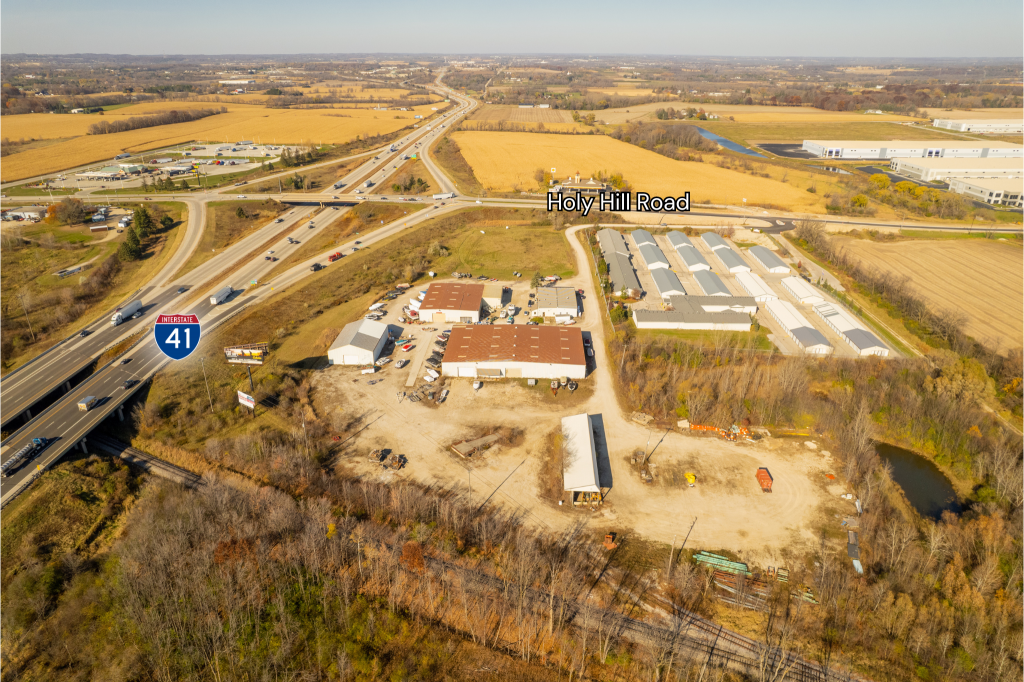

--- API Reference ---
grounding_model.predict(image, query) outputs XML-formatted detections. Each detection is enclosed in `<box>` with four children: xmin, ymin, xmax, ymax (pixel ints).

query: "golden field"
<box><xmin>0</xmin><ymin>102</ymin><xmax>441</xmax><ymax>181</ymax></box>
<box><xmin>469</xmin><ymin>105</ymin><xmax>573</xmax><ymax>123</ymax></box>
<box><xmin>460</xmin><ymin>121</ymin><xmax>587</xmax><ymax>133</ymax></box>
<box><xmin>452</xmin><ymin>131</ymin><xmax>826</xmax><ymax>209</ymax></box>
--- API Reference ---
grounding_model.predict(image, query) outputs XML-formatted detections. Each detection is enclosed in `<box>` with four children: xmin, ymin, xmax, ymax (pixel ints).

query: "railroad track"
<box><xmin>90</xmin><ymin>434</ymin><xmax>203</xmax><ymax>489</ymax></box>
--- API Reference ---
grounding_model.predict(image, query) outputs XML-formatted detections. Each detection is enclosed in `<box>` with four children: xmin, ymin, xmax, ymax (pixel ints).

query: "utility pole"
<box><xmin>468</xmin><ymin>468</ymin><xmax>472</xmax><ymax>501</ymax></box>
<box><xmin>201</xmin><ymin>358</ymin><xmax>214</xmax><ymax>411</ymax></box>
<box><xmin>16</xmin><ymin>291</ymin><xmax>36</xmax><ymax>343</ymax></box>
<box><xmin>667</xmin><ymin>534</ymin><xmax>677</xmax><ymax>578</ymax></box>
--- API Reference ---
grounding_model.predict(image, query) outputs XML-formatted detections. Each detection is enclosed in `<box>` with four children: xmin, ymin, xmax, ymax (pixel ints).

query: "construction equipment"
<box><xmin>603</xmin><ymin>533</ymin><xmax>618</xmax><ymax>550</ymax></box>
<box><xmin>685</xmin><ymin>472</ymin><xmax>696</xmax><ymax>487</ymax></box>
<box><xmin>756</xmin><ymin>467</ymin><xmax>773</xmax><ymax>493</ymax></box>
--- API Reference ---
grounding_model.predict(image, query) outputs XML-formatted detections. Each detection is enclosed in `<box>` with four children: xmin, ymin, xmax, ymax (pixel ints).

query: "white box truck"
<box><xmin>209</xmin><ymin>286</ymin><xmax>232</xmax><ymax>305</ymax></box>
<box><xmin>111</xmin><ymin>300</ymin><xmax>143</xmax><ymax>326</ymax></box>
<box><xmin>78</xmin><ymin>396</ymin><xmax>97</xmax><ymax>412</ymax></box>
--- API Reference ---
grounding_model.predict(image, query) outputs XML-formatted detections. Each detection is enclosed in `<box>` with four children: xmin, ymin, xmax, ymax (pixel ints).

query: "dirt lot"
<box><xmin>312</xmin><ymin>233</ymin><xmax>848</xmax><ymax>568</ymax></box>
<box><xmin>838</xmin><ymin>237</ymin><xmax>1023</xmax><ymax>350</ymax></box>
<box><xmin>469</xmin><ymin>105</ymin><xmax>574</xmax><ymax>124</ymax></box>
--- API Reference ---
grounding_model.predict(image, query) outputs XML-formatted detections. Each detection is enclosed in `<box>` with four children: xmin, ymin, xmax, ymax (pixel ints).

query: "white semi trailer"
<box><xmin>111</xmin><ymin>299</ymin><xmax>143</xmax><ymax>325</ymax></box>
<box><xmin>209</xmin><ymin>287</ymin><xmax>232</xmax><ymax>305</ymax></box>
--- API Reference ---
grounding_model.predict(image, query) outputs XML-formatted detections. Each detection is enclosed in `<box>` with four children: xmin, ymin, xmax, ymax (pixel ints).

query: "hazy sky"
<box><xmin>2</xmin><ymin>0</ymin><xmax>1022</xmax><ymax>58</ymax></box>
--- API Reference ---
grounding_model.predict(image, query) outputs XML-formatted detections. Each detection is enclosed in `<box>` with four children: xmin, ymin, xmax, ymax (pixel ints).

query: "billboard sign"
<box><xmin>224</xmin><ymin>343</ymin><xmax>269</xmax><ymax>365</ymax></box>
<box><xmin>155</xmin><ymin>314</ymin><xmax>201</xmax><ymax>361</ymax></box>
<box><xmin>237</xmin><ymin>391</ymin><xmax>255</xmax><ymax>409</ymax></box>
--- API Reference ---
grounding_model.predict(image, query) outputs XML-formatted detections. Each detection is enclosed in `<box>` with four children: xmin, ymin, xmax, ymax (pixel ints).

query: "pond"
<box><xmin>809</xmin><ymin>165</ymin><xmax>852</xmax><ymax>175</ymax></box>
<box><xmin>875</xmin><ymin>442</ymin><xmax>962</xmax><ymax>519</ymax></box>
<box><xmin>690</xmin><ymin>127</ymin><xmax>765</xmax><ymax>158</ymax></box>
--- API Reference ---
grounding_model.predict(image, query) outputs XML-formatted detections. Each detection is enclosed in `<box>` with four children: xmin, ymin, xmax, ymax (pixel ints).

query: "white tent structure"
<box><xmin>562</xmin><ymin>413</ymin><xmax>601</xmax><ymax>495</ymax></box>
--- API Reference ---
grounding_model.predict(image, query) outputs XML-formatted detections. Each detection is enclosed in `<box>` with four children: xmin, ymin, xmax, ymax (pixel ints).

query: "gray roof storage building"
<box><xmin>327</xmin><ymin>319</ymin><xmax>390</xmax><ymax>365</ymax></box>
<box><xmin>693</xmin><ymin>270</ymin><xmax>731</xmax><ymax>296</ymax></box>
<box><xmin>651</xmin><ymin>268</ymin><xmax>686</xmax><ymax>299</ymax></box>
<box><xmin>597</xmin><ymin>228</ymin><xmax>630</xmax><ymax>258</ymax></box>
<box><xmin>607</xmin><ymin>252</ymin><xmax>641</xmax><ymax>295</ymax></box>
<box><xmin>748</xmin><ymin>245</ymin><xmax>790</xmax><ymax>274</ymax></box>
<box><xmin>700</xmin><ymin>232</ymin><xmax>729</xmax><ymax>251</ymax></box>
<box><xmin>637</xmin><ymin>243</ymin><xmax>671</xmax><ymax>269</ymax></box>
<box><xmin>677</xmin><ymin>247</ymin><xmax>711</xmax><ymax>271</ymax></box>
<box><xmin>667</xmin><ymin>231</ymin><xmax>696</xmax><ymax>250</ymax></box>
<box><xmin>714</xmin><ymin>248</ymin><xmax>752</xmax><ymax>273</ymax></box>
<box><xmin>633</xmin><ymin>296</ymin><xmax>751</xmax><ymax>331</ymax></box>
<box><xmin>792</xmin><ymin>326</ymin><xmax>831</xmax><ymax>351</ymax></box>
<box><xmin>631</xmin><ymin>229</ymin><xmax>657</xmax><ymax>248</ymax></box>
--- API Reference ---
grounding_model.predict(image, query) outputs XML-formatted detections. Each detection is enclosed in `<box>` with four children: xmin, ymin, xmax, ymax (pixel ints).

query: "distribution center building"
<box><xmin>748</xmin><ymin>245</ymin><xmax>790</xmax><ymax>274</ymax></box>
<box><xmin>441</xmin><ymin>325</ymin><xmax>586</xmax><ymax>379</ymax></box>
<box><xmin>327</xmin><ymin>319</ymin><xmax>390</xmax><ymax>365</ymax></box>
<box><xmin>781</xmin><ymin>276</ymin><xmax>825</xmax><ymax>305</ymax></box>
<box><xmin>534</xmin><ymin>287</ymin><xmax>580</xmax><ymax>317</ymax></box>
<box><xmin>933</xmin><ymin>119</ymin><xmax>1023</xmax><ymax>134</ymax></box>
<box><xmin>764</xmin><ymin>300</ymin><xmax>834</xmax><ymax>355</ymax></box>
<box><xmin>888</xmin><ymin>157</ymin><xmax>1023</xmax><ymax>182</ymax></box>
<box><xmin>650</xmin><ymin>268</ymin><xmax>687</xmax><ymax>299</ymax></box>
<box><xmin>813</xmin><ymin>303</ymin><xmax>889</xmax><ymax>357</ymax></box>
<box><xmin>947</xmin><ymin>177</ymin><xmax>1023</xmax><ymax>207</ymax></box>
<box><xmin>801</xmin><ymin>140</ymin><xmax>1023</xmax><ymax>160</ymax></box>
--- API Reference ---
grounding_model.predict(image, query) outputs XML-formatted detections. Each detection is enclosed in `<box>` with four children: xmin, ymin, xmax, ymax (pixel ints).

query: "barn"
<box><xmin>441</xmin><ymin>325</ymin><xmax>586</xmax><ymax>379</ymax></box>
<box><xmin>327</xmin><ymin>319</ymin><xmax>390</xmax><ymax>365</ymax></box>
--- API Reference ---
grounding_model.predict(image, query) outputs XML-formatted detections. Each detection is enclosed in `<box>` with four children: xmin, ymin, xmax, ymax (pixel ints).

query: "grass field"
<box><xmin>453</xmin><ymin>131</ymin><xmax>827</xmax><ymax>209</ymax></box>
<box><xmin>1</xmin><ymin>202</ymin><xmax>186</xmax><ymax>371</ymax></box>
<box><xmin>837</xmin><ymin>236</ymin><xmax>1023</xmax><ymax>350</ymax></box>
<box><xmin>173</xmin><ymin>200</ymin><xmax>288</xmax><ymax>280</ymax></box>
<box><xmin>917</xmin><ymin>108</ymin><xmax>1023</xmax><ymax>120</ymax></box>
<box><xmin>370</xmin><ymin>158</ymin><xmax>437</xmax><ymax>195</ymax></box>
<box><xmin>0</xmin><ymin>101</ymin><xmax>442</xmax><ymax>182</ymax></box>
<box><xmin>695</xmin><ymin>121</ymin><xmax>958</xmax><ymax>147</ymax></box>
<box><xmin>592</xmin><ymin>102</ymin><xmax>924</xmax><ymax>125</ymax></box>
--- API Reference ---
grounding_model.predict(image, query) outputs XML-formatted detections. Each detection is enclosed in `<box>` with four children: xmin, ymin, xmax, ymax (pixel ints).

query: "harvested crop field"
<box><xmin>917</xmin><ymin>107</ymin><xmax>1023</xmax><ymax>120</ymax></box>
<box><xmin>453</xmin><ymin>131</ymin><xmax>825</xmax><ymax>210</ymax></box>
<box><xmin>469</xmin><ymin>105</ymin><xmax>573</xmax><ymax>123</ymax></box>
<box><xmin>0</xmin><ymin>102</ymin><xmax>441</xmax><ymax>182</ymax></box>
<box><xmin>838</xmin><ymin>237</ymin><xmax>1023</xmax><ymax>349</ymax></box>
<box><xmin>593</xmin><ymin>102</ymin><xmax>923</xmax><ymax>125</ymax></box>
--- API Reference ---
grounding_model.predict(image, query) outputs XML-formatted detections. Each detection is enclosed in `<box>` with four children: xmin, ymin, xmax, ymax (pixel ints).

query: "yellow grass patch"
<box><xmin>453</xmin><ymin>131</ymin><xmax>825</xmax><ymax>209</ymax></box>
<box><xmin>0</xmin><ymin>103</ymin><xmax>441</xmax><ymax>181</ymax></box>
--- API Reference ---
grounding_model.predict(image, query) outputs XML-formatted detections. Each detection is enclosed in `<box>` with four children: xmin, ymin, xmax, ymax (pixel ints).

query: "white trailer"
<box><xmin>111</xmin><ymin>299</ymin><xmax>143</xmax><ymax>325</ymax></box>
<box><xmin>432</xmin><ymin>192</ymin><xmax>456</xmax><ymax>200</ymax></box>
<box><xmin>209</xmin><ymin>286</ymin><xmax>232</xmax><ymax>305</ymax></box>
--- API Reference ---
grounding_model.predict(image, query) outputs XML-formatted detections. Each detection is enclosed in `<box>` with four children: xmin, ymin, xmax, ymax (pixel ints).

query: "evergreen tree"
<box><xmin>160</xmin><ymin>215</ymin><xmax>174</xmax><ymax>229</ymax></box>
<box><xmin>118</xmin><ymin>229</ymin><xmax>141</xmax><ymax>261</ymax></box>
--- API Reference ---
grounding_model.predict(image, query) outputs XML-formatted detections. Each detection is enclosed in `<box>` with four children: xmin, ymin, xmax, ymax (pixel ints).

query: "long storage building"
<box><xmin>693</xmin><ymin>270</ymin><xmax>731</xmax><ymax>297</ymax></box>
<box><xmin>888</xmin><ymin>157</ymin><xmax>1023</xmax><ymax>182</ymax></box>
<box><xmin>933</xmin><ymin>119</ymin><xmax>1023</xmax><ymax>134</ymax></box>
<box><xmin>597</xmin><ymin>229</ymin><xmax>641</xmax><ymax>297</ymax></box>
<box><xmin>700</xmin><ymin>232</ymin><xmax>730</xmax><ymax>251</ymax></box>
<box><xmin>764</xmin><ymin>300</ymin><xmax>833</xmax><ymax>355</ymax></box>
<box><xmin>676</xmin><ymin>246</ymin><xmax>711</xmax><ymax>271</ymax></box>
<box><xmin>714</xmin><ymin>248</ymin><xmax>751</xmax><ymax>273</ymax></box>
<box><xmin>650</xmin><ymin>268</ymin><xmax>686</xmax><ymax>299</ymax></box>
<box><xmin>419</xmin><ymin>282</ymin><xmax>487</xmax><ymax>323</ymax></box>
<box><xmin>666</xmin><ymin>231</ymin><xmax>696</xmax><ymax>251</ymax></box>
<box><xmin>748</xmin><ymin>245</ymin><xmax>790</xmax><ymax>274</ymax></box>
<box><xmin>734</xmin><ymin>271</ymin><xmax>778</xmax><ymax>302</ymax></box>
<box><xmin>561</xmin><ymin>413</ymin><xmax>602</xmax><ymax>503</ymax></box>
<box><xmin>597</xmin><ymin>228</ymin><xmax>631</xmax><ymax>258</ymax></box>
<box><xmin>632</xmin><ymin>296</ymin><xmax>751</xmax><ymax>331</ymax></box>
<box><xmin>813</xmin><ymin>303</ymin><xmax>889</xmax><ymax>357</ymax></box>
<box><xmin>631</xmin><ymin>229</ymin><xmax>657</xmax><ymax>248</ymax></box>
<box><xmin>801</xmin><ymin>140</ymin><xmax>1023</xmax><ymax>160</ymax></box>
<box><xmin>947</xmin><ymin>177</ymin><xmax>1023</xmax><ymax>208</ymax></box>
<box><xmin>781</xmin><ymin>276</ymin><xmax>825</xmax><ymax>305</ymax></box>
<box><xmin>441</xmin><ymin>324</ymin><xmax>586</xmax><ymax>379</ymax></box>
<box><xmin>637</xmin><ymin>243</ymin><xmax>671</xmax><ymax>270</ymax></box>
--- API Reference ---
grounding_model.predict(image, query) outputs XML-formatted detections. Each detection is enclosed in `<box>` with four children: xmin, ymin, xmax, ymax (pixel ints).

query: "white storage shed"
<box><xmin>561</xmin><ymin>413</ymin><xmax>601</xmax><ymax>495</ymax></box>
<box><xmin>764</xmin><ymin>300</ymin><xmax>833</xmax><ymax>355</ymax></box>
<box><xmin>734</xmin><ymin>271</ymin><xmax>778</xmax><ymax>302</ymax></box>
<box><xmin>781</xmin><ymin>276</ymin><xmax>825</xmax><ymax>305</ymax></box>
<box><xmin>748</xmin><ymin>245</ymin><xmax>790</xmax><ymax>274</ymax></box>
<box><xmin>327</xmin><ymin>319</ymin><xmax>390</xmax><ymax>365</ymax></box>
<box><xmin>714</xmin><ymin>248</ymin><xmax>751</xmax><ymax>273</ymax></box>
<box><xmin>650</xmin><ymin>268</ymin><xmax>687</xmax><ymax>299</ymax></box>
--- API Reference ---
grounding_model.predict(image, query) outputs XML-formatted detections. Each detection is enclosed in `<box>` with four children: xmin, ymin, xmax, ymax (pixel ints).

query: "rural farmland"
<box><xmin>838</xmin><ymin>236</ymin><xmax>1024</xmax><ymax>349</ymax></box>
<box><xmin>453</xmin><ymin>130</ymin><xmax>827</xmax><ymax>209</ymax></box>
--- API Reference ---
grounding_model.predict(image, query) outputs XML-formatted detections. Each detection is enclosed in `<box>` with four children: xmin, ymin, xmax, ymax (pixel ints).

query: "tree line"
<box><xmin>87</xmin><ymin>107</ymin><xmax>224</xmax><ymax>135</ymax></box>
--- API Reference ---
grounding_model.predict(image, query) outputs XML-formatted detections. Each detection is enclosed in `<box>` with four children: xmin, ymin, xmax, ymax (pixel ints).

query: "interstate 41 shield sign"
<box><xmin>155</xmin><ymin>314</ymin><xmax>201</xmax><ymax>360</ymax></box>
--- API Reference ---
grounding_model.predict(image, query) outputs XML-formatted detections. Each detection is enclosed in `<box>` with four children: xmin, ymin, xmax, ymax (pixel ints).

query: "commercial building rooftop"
<box><xmin>329</xmin><ymin>319</ymin><xmax>389</xmax><ymax>353</ymax></box>
<box><xmin>693</xmin><ymin>270</ymin><xmax>731</xmax><ymax>296</ymax></box>
<box><xmin>631</xmin><ymin>229</ymin><xmax>656</xmax><ymax>248</ymax></box>
<box><xmin>805</xmin><ymin>139</ymin><xmax>1023</xmax><ymax>149</ymax></box>
<box><xmin>443</xmin><ymin>324</ymin><xmax>585</xmax><ymax>366</ymax></box>
<box><xmin>420</xmin><ymin>282</ymin><xmax>485</xmax><ymax>312</ymax></box>
<box><xmin>666</xmin><ymin>231</ymin><xmax>695</xmax><ymax>250</ymax></box>
<box><xmin>748</xmin><ymin>245</ymin><xmax>789</xmax><ymax>273</ymax></box>
<box><xmin>700</xmin><ymin>232</ymin><xmax>729</xmax><ymax>251</ymax></box>
<box><xmin>535</xmin><ymin>286</ymin><xmax>579</xmax><ymax>311</ymax></box>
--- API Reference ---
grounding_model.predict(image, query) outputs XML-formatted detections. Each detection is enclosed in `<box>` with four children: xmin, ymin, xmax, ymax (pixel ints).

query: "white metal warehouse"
<box><xmin>714</xmin><ymin>248</ymin><xmax>751</xmax><ymax>273</ymax></box>
<box><xmin>693</xmin><ymin>270</ymin><xmax>731</xmax><ymax>297</ymax></box>
<box><xmin>781</xmin><ymin>276</ymin><xmax>825</xmax><ymax>305</ymax></box>
<box><xmin>666</xmin><ymin>231</ymin><xmax>696</xmax><ymax>250</ymax></box>
<box><xmin>889</xmin><ymin>157</ymin><xmax>1023</xmax><ymax>182</ymax></box>
<box><xmin>534</xmin><ymin>287</ymin><xmax>580</xmax><ymax>317</ymax></box>
<box><xmin>561</xmin><ymin>413</ymin><xmax>601</xmax><ymax>498</ymax></box>
<box><xmin>748</xmin><ymin>245</ymin><xmax>790</xmax><ymax>274</ymax></box>
<box><xmin>650</xmin><ymin>268</ymin><xmax>687</xmax><ymax>299</ymax></box>
<box><xmin>441</xmin><ymin>325</ymin><xmax>586</xmax><ymax>380</ymax></box>
<box><xmin>631</xmin><ymin>229</ymin><xmax>657</xmax><ymax>248</ymax></box>
<box><xmin>638</xmin><ymin>243</ymin><xmax>671</xmax><ymax>270</ymax></box>
<box><xmin>327</xmin><ymin>319</ymin><xmax>390</xmax><ymax>365</ymax></box>
<box><xmin>734</xmin><ymin>271</ymin><xmax>778</xmax><ymax>302</ymax></box>
<box><xmin>813</xmin><ymin>303</ymin><xmax>889</xmax><ymax>357</ymax></box>
<box><xmin>764</xmin><ymin>300</ymin><xmax>833</xmax><ymax>355</ymax></box>
<box><xmin>802</xmin><ymin>140</ymin><xmax>1023</xmax><ymax>160</ymax></box>
<box><xmin>947</xmin><ymin>177</ymin><xmax>1023</xmax><ymax>207</ymax></box>
<box><xmin>933</xmin><ymin>119</ymin><xmax>1023</xmax><ymax>134</ymax></box>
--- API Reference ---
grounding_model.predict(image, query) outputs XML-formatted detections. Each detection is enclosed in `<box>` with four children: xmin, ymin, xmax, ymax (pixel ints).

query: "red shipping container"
<box><xmin>756</xmin><ymin>467</ymin><xmax>773</xmax><ymax>493</ymax></box>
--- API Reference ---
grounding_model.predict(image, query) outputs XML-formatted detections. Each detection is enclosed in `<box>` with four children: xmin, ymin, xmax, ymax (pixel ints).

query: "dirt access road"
<box><xmin>313</xmin><ymin>225</ymin><xmax>848</xmax><ymax>568</ymax></box>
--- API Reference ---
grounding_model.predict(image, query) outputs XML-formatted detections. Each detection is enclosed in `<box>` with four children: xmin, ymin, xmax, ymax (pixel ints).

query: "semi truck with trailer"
<box><xmin>432</xmin><ymin>192</ymin><xmax>455</xmax><ymax>200</ymax></box>
<box><xmin>0</xmin><ymin>438</ymin><xmax>48</xmax><ymax>477</ymax></box>
<box><xmin>110</xmin><ymin>299</ymin><xmax>143</xmax><ymax>326</ymax></box>
<box><xmin>209</xmin><ymin>287</ymin><xmax>232</xmax><ymax>305</ymax></box>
